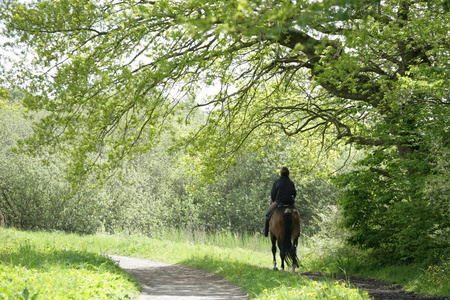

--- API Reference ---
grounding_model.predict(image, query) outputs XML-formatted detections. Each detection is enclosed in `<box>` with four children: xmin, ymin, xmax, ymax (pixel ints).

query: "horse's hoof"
<box><xmin>273</xmin><ymin>267</ymin><xmax>278</xmax><ymax>271</ymax></box>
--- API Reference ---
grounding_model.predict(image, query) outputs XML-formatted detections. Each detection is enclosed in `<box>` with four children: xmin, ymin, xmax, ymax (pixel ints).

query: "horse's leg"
<box><xmin>292</xmin><ymin>209</ymin><xmax>301</xmax><ymax>272</ymax></box>
<box><xmin>279</xmin><ymin>239</ymin><xmax>285</xmax><ymax>271</ymax></box>
<box><xmin>291</xmin><ymin>236</ymin><xmax>299</xmax><ymax>273</ymax></box>
<box><xmin>271</xmin><ymin>234</ymin><xmax>277</xmax><ymax>270</ymax></box>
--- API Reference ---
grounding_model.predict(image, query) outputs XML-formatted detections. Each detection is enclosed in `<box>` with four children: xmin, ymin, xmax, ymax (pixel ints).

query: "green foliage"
<box><xmin>335</xmin><ymin>168</ymin><xmax>448</xmax><ymax>263</ymax></box>
<box><xmin>186</xmin><ymin>152</ymin><xmax>273</xmax><ymax>232</ymax></box>
<box><xmin>0</xmin><ymin>88</ymin><xmax>9</xmax><ymax>101</ymax></box>
<box><xmin>0</xmin><ymin>104</ymin><xmax>116</xmax><ymax>233</ymax></box>
<box><xmin>334</xmin><ymin>105</ymin><xmax>450</xmax><ymax>263</ymax></box>
<box><xmin>1</xmin><ymin>0</ymin><xmax>449</xmax><ymax>264</ymax></box>
<box><xmin>0</xmin><ymin>103</ymin><xmax>149</xmax><ymax>234</ymax></box>
<box><xmin>412</xmin><ymin>263</ymin><xmax>450</xmax><ymax>296</ymax></box>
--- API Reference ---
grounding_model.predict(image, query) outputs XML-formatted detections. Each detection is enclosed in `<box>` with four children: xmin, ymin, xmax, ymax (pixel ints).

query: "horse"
<box><xmin>269</xmin><ymin>205</ymin><xmax>300</xmax><ymax>272</ymax></box>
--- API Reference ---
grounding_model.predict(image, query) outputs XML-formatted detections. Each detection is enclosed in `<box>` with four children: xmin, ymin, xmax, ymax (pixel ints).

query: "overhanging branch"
<box><xmin>370</xmin><ymin>167</ymin><xmax>394</xmax><ymax>179</ymax></box>
<box><xmin>346</xmin><ymin>136</ymin><xmax>387</xmax><ymax>146</ymax></box>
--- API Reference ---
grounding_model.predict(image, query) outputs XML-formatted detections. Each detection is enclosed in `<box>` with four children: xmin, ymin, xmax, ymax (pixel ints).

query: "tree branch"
<box><xmin>370</xmin><ymin>167</ymin><xmax>394</xmax><ymax>179</ymax></box>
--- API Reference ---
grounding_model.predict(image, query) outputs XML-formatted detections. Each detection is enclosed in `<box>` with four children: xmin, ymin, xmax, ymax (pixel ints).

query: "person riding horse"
<box><xmin>264</xmin><ymin>166</ymin><xmax>297</xmax><ymax>237</ymax></box>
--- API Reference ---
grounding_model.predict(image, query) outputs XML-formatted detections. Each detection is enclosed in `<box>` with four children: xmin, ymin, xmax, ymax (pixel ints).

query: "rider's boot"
<box><xmin>264</xmin><ymin>215</ymin><xmax>270</xmax><ymax>237</ymax></box>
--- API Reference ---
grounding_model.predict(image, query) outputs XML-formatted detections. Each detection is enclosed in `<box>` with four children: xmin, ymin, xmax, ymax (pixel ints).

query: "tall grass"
<box><xmin>153</xmin><ymin>227</ymin><xmax>271</xmax><ymax>252</ymax></box>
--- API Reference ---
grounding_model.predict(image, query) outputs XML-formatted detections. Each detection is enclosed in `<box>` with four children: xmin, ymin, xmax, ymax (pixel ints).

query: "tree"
<box><xmin>0</xmin><ymin>101</ymin><xmax>98</xmax><ymax>232</ymax></box>
<box><xmin>1</xmin><ymin>0</ymin><xmax>448</xmax><ymax>261</ymax></box>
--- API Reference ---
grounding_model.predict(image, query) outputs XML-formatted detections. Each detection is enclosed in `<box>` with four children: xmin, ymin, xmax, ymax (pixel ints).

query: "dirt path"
<box><xmin>109</xmin><ymin>255</ymin><xmax>249</xmax><ymax>299</ymax></box>
<box><xmin>109</xmin><ymin>255</ymin><xmax>449</xmax><ymax>300</ymax></box>
<box><xmin>301</xmin><ymin>272</ymin><xmax>449</xmax><ymax>300</ymax></box>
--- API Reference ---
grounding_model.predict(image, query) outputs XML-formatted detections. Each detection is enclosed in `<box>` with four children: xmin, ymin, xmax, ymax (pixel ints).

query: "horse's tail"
<box><xmin>281</xmin><ymin>209</ymin><xmax>299</xmax><ymax>268</ymax></box>
<box><xmin>281</xmin><ymin>209</ymin><xmax>295</xmax><ymax>267</ymax></box>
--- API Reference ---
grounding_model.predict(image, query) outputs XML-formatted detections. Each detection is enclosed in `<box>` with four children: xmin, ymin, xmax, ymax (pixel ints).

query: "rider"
<box><xmin>264</xmin><ymin>166</ymin><xmax>297</xmax><ymax>237</ymax></box>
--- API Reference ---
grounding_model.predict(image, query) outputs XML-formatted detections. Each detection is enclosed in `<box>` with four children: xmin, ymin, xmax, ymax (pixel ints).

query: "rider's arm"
<box><xmin>270</xmin><ymin>180</ymin><xmax>278</xmax><ymax>203</ymax></box>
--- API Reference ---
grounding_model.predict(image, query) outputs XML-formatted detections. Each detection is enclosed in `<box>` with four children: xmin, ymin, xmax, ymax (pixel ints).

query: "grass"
<box><xmin>299</xmin><ymin>237</ymin><xmax>450</xmax><ymax>297</ymax></box>
<box><xmin>411</xmin><ymin>263</ymin><xmax>449</xmax><ymax>296</ymax></box>
<box><xmin>157</xmin><ymin>228</ymin><xmax>450</xmax><ymax>297</ymax></box>
<box><xmin>0</xmin><ymin>229</ymin><xmax>140</xmax><ymax>299</ymax></box>
<box><xmin>1</xmin><ymin>227</ymin><xmax>448</xmax><ymax>299</ymax></box>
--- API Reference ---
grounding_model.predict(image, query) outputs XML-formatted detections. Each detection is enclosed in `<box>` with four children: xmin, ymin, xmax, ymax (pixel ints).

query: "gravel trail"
<box><xmin>109</xmin><ymin>255</ymin><xmax>249</xmax><ymax>299</ymax></box>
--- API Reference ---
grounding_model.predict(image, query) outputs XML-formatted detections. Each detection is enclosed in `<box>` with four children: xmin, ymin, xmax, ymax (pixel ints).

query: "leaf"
<box><xmin>21</xmin><ymin>287</ymin><xmax>29</xmax><ymax>299</ymax></box>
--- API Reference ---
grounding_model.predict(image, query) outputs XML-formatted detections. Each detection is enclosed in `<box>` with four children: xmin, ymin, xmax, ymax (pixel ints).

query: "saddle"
<box><xmin>268</xmin><ymin>203</ymin><xmax>296</xmax><ymax>220</ymax></box>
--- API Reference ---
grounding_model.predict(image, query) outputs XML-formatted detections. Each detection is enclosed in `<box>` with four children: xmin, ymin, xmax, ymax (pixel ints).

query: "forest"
<box><xmin>0</xmin><ymin>0</ymin><xmax>448</xmax><ymax>266</ymax></box>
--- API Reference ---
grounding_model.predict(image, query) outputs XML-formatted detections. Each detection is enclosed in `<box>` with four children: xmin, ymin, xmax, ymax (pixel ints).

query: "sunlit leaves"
<box><xmin>0</xmin><ymin>0</ymin><xmax>449</xmax><ymax>262</ymax></box>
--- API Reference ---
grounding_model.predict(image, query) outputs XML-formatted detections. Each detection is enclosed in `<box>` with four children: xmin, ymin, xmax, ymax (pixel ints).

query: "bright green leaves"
<box><xmin>0</xmin><ymin>0</ymin><xmax>449</xmax><ymax>263</ymax></box>
<box><xmin>336</xmin><ymin>159</ymin><xmax>448</xmax><ymax>262</ymax></box>
<box><xmin>318</xmin><ymin>0</ymin><xmax>450</xmax><ymax>263</ymax></box>
<box><xmin>334</xmin><ymin>98</ymin><xmax>449</xmax><ymax>262</ymax></box>
<box><xmin>0</xmin><ymin>88</ymin><xmax>9</xmax><ymax>104</ymax></box>
<box><xmin>2</xmin><ymin>0</ymin><xmax>194</xmax><ymax>180</ymax></box>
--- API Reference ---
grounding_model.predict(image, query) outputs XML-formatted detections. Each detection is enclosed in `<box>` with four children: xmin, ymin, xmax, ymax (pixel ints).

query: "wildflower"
<box><xmin>307</xmin><ymin>291</ymin><xmax>315</xmax><ymax>297</ymax></box>
<box><xmin>312</xmin><ymin>281</ymin><xmax>318</xmax><ymax>286</ymax></box>
<box><xmin>263</xmin><ymin>289</ymin><xmax>268</xmax><ymax>293</ymax></box>
<box><xmin>321</xmin><ymin>286</ymin><xmax>329</xmax><ymax>291</ymax></box>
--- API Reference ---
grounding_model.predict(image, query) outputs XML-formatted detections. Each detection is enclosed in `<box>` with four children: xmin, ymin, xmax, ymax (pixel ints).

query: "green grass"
<box><xmin>0</xmin><ymin>229</ymin><xmax>140</xmax><ymax>299</ymax></box>
<box><xmin>410</xmin><ymin>263</ymin><xmax>449</xmax><ymax>296</ymax></box>
<box><xmin>1</xmin><ymin>227</ymin><xmax>448</xmax><ymax>299</ymax></box>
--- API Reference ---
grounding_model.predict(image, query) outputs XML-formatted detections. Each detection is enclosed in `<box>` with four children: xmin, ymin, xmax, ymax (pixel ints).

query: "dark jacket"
<box><xmin>271</xmin><ymin>175</ymin><xmax>296</xmax><ymax>204</ymax></box>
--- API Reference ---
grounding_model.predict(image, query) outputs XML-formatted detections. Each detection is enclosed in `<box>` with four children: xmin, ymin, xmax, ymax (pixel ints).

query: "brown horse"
<box><xmin>269</xmin><ymin>205</ymin><xmax>300</xmax><ymax>272</ymax></box>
